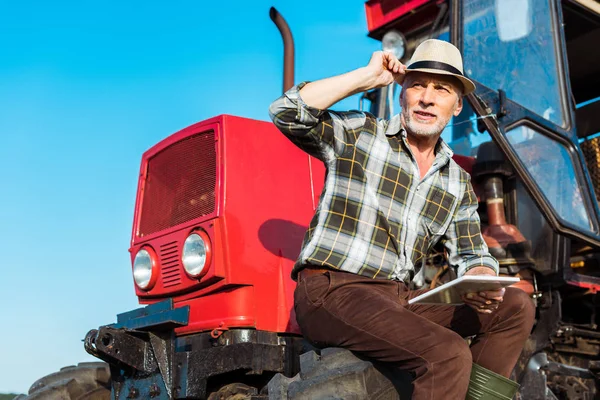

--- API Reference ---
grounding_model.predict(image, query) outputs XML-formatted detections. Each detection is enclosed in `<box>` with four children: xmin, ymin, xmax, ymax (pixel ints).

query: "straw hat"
<box><xmin>405</xmin><ymin>39</ymin><xmax>476</xmax><ymax>95</ymax></box>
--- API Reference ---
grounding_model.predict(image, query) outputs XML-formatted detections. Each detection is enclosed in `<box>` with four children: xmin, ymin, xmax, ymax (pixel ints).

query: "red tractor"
<box><xmin>19</xmin><ymin>1</ymin><xmax>600</xmax><ymax>399</ymax></box>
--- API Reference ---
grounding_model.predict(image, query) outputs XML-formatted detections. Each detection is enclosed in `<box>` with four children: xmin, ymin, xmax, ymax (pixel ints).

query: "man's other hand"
<box><xmin>462</xmin><ymin>267</ymin><xmax>504</xmax><ymax>314</ymax></box>
<box><xmin>365</xmin><ymin>51</ymin><xmax>407</xmax><ymax>89</ymax></box>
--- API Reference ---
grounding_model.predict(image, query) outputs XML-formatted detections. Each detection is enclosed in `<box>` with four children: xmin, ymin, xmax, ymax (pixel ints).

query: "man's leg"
<box><xmin>407</xmin><ymin>287</ymin><xmax>535</xmax><ymax>377</ymax></box>
<box><xmin>295</xmin><ymin>270</ymin><xmax>472</xmax><ymax>400</ymax></box>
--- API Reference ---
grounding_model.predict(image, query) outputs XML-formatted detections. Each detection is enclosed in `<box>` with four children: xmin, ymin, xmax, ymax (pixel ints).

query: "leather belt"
<box><xmin>297</xmin><ymin>267</ymin><xmax>331</xmax><ymax>282</ymax></box>
<box><xmin>297</xmin><ymin>267</ymin><xmax>411</xmax><ymax>286</ymax></box>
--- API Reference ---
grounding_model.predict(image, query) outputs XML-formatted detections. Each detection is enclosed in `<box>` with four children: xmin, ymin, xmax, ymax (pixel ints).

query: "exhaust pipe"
<box><xmin>269</xmin><ymin>7</ymin><xmax>295</xmax><ymax>93</ymax></box>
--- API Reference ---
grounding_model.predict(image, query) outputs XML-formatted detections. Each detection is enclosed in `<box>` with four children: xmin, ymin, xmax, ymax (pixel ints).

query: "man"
<box><xmin>269</xmin><ymin>39</ymin><xmax>534</xmax><ymax>399</ymax></box>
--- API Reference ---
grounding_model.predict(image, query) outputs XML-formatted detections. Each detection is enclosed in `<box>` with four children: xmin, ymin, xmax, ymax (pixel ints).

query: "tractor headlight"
<box><xmin>382</xmin><ymin>30</ymin><xmax>406</xmax><ymax>61</ymax></box>
<box><xmin>182</xmin><ymin>231</ymin><xmax>211</xmax><ymax>277</ymax></box>
<box><xmin>133</xmin><ymin>248</ymin><xmax>157</xmax><ymax>290</ymax></box>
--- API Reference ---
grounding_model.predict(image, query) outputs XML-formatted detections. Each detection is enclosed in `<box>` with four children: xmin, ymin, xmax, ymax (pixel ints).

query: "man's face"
<box><xmin>400</xmin><ymin>72</ymin><xmax>463</xmax><ymax>138</ymax></box>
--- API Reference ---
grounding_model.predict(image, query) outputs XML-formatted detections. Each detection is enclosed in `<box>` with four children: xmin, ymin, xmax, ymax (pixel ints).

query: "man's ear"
<box><xmin>453</xmin><ymin>95</ymin><xmax>463</xmax><ymax>116</ymax></box>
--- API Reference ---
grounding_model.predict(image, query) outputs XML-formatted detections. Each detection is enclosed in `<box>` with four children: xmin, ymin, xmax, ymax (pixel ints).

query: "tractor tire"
<box><xmin>267</xmin><ymin>348</ymin><xmax>412</xmax><ymax>400</ymax></box>
<box><xmin>207</xmin><ymin>382</ymin><xmax>262</xmax><ymax>400</ymax></box>
<box><xmin>16</xmin><ymin>362</ymin><xmax>110</xmax><ymax>400</ymax></box>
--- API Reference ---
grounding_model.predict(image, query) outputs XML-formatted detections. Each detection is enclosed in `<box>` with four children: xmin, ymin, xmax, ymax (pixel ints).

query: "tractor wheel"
<box><xmin>16</xmin><ymin>362</ymin><xmax>110</xmax><ymax>400</ymax></box>
<box><xmin>207</xmin><ymin>382</ymin><xmax>262</xmax><ymax>400</ymax></box>
<box><xmin>267</xmin><ymin>348</ymin><xmax>412</xmax><ymax>400</ymax></box>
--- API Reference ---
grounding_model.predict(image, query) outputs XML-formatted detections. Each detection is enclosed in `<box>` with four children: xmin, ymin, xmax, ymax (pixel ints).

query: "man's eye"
<box><xmin>413</xmin><ymin>83</ymin><xmax>423</xmax><ymax>88</ymax></box>
<box><xmin>436</xmin><ymin>86</ymin><xmax>450</xmax><ymax>93</ymax></box>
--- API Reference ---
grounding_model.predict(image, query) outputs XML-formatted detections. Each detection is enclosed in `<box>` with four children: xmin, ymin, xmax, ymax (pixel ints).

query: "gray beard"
<box><xmin>402</xmin><ymin>107</ymin><xmax>453</xmax><ymax>138</ymax></box>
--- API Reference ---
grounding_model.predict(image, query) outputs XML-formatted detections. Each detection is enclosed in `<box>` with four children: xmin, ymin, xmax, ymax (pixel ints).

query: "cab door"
<box><xmin>452</xmin><ymin>0</ymin><xmax>600</xmax><ymax>247</ymax></box>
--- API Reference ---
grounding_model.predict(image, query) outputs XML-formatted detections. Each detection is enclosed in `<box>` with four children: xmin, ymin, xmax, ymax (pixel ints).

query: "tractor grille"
<box><xmin>138</xmin><ymin>132</ymin><xmax>216</xmax><ymax>236</ymax></box>
<box><xmin>581</xmin><ymin>137</ymin><xmax>600</xmax><ymax>202</ymax></box>
<box><xmin>160</xmin><ymin>241</ymin><xmax>181</xmax><ymax>288</ymax></box>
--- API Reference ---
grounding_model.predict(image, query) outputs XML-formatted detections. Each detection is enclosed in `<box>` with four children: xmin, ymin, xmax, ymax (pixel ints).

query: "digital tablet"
<box><xmin>408</xmin><ymin>275</ymin><xmax>520</xmax><ymax>305</ymax></box>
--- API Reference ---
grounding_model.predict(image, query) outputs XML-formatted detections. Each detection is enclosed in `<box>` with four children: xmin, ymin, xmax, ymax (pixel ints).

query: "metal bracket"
<box><xmin>497</xmin><ymin>89</ymin><xmax>508</xmax><ymax>118</ymax></box>
<box><xmin>85</xmin><ymin>327</ymin><xmax>158</xmax><ymax>373</ymax></box>
<box><xmin>112</xmin><ymin>299</ymin><xmax>189</xmax><ymax>331</ymax></box>
<box><xmin>149</xmin><ymin>331</ymin><xmax>177</xmax><ymax>398</ymax></box>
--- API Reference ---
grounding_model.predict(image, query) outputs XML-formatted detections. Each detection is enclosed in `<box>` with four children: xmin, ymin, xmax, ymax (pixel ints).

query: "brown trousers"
<box><xmin>294</xmin><ymin>269</ymin><xmax>535</xmax><ymax>400</ymax></box>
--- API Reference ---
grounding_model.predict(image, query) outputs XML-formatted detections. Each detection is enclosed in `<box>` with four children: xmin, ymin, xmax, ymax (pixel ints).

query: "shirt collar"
<box><xmin>437</xmin><ymin>137</ymin><xmax>454</xmax><ymax>158</ymax></box>
<box><xmin>384</xmin><ymin>114</ymin><xmax>402</xmax><ymax>137</ymax></box>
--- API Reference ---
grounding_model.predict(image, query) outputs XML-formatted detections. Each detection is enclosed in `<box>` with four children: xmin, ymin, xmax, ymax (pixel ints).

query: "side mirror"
<box><xmin>495</xmin><ymin>0</ymin><xmax>533</xmax><ymax>42</ymax></box>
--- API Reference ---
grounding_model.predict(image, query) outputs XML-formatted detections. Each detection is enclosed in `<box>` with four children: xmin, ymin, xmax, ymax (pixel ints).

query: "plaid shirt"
<box><xmin>269</xmin><ymin>82</ymin><xmax>498</xmax><ymax>282</ymax></box>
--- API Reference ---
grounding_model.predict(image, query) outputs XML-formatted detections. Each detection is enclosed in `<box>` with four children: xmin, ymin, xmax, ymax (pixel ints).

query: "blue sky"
<box><xmin>0</xmin><ymin>0</ymin><xmax>381</xmax><ymax>393</ymax></box>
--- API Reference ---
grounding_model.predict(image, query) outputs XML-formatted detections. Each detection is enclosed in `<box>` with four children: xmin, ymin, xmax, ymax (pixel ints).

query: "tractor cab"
<box><xmin>366</xmin><ymin>0</ymin><xmax>600</xmax><ymax>281</ymax></box>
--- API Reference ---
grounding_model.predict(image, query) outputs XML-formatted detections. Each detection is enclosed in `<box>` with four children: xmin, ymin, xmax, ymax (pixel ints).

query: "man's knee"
<box><xmin>426</xmin><ymin>331</ymin><xmax>472</xmax><ymax>373</ymax></box>
<box><xmin>449</xmin><ymin>333</ymin><xmax>473</xmax><ymax>370</ymax></box>
<box><xmin>501</xmin><ymin>287</ymin><xmax>536</xmax><ymax>331</ymax></box>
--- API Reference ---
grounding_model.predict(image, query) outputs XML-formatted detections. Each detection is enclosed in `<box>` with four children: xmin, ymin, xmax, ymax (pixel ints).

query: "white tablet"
<box><xmin>408</xmin><ymin>275</ymin><xmax>520</xmax><ymax>305</ymax></box>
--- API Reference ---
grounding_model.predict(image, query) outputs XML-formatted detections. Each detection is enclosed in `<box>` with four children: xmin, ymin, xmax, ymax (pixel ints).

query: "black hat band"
<box><xmin>407</xmin><ymin>60</ymin><xmax>463</xmax><ymax>76</ymax></box>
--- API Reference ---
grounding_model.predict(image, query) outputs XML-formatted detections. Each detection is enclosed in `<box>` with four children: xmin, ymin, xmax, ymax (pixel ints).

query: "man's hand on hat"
<box><xmin>365</xmin><ymin>51</ymin><xmax>407</xmax><ymax>90</ymax></box>
<box><xmin>462</xmin><ymin>267</ymin><xmax>505</xmax><ymax>314</ymax></box>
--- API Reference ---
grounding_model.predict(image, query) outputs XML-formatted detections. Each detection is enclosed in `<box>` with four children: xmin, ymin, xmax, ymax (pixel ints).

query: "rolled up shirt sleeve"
<box><xmin>269</xmin><ymin>82</ymin><xmax>366</xmax><ymax>161</ymax></box>
<box><xmin>443</xmin><ymin>178</ymin><xmax>499</xmax><ymax>277</ymax></box>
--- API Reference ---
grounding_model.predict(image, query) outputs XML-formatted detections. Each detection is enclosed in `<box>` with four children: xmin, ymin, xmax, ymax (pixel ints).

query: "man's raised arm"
<box><xmin>299</xmin><ymin>51</ymin><xmax>406</xmax><ymax>110</ymax></box>
<box><xmin>268</xmin><ymin>52</ymin><xmax>405</xmax><ymax>159</ymax></box>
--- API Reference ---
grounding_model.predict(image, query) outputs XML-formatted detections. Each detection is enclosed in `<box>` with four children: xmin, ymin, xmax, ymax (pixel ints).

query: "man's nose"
<box><xmin>419</xmin><ymin>85</ymin><xmax>436</xmax><ymax>107</ymax></box>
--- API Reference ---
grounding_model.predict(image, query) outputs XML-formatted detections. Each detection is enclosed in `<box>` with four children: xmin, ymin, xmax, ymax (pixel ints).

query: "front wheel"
<box><xmin>267</xmin><ymin>348</ymin><xmax>410</xmax><ymax>399</ymax></box>
<box><xmin>15</xmin><ymin>362</ymin><xmax>110</xmax><ymax>400</ymax></box>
